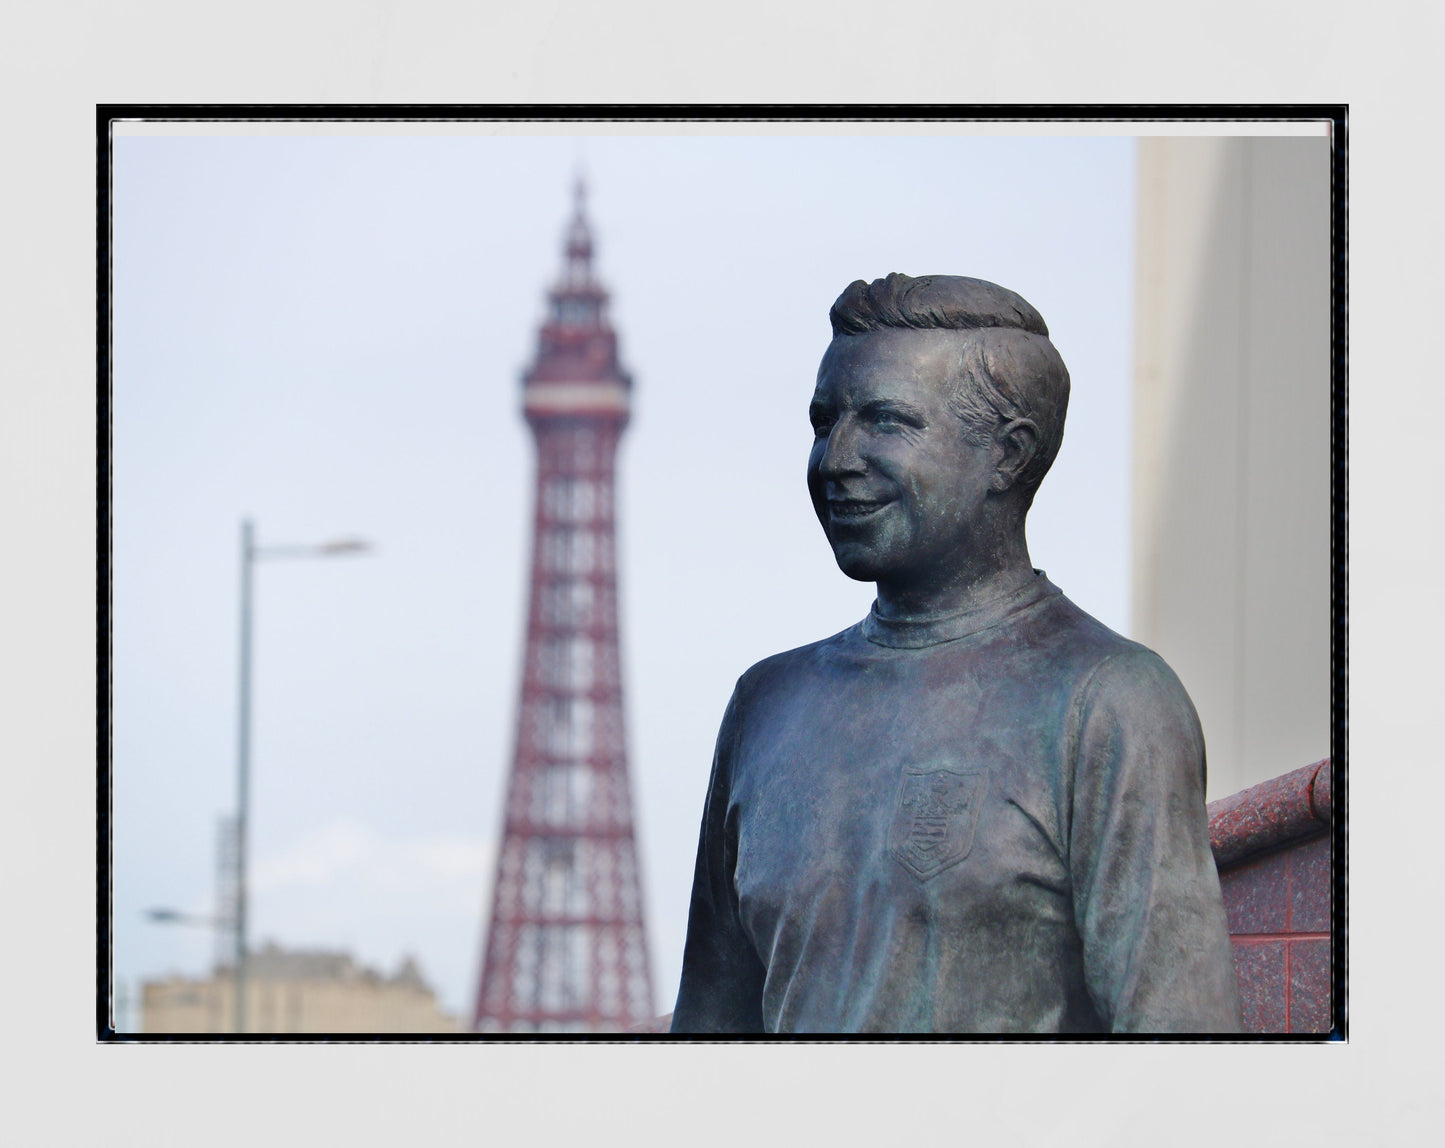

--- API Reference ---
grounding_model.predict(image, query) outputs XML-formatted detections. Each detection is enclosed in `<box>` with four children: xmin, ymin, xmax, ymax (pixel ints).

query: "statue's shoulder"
<box><xmin>1038</xmin><ymin>592</ymin><xmax>1195</xmax><ymax>717</ymax></box>
<box><xmin>731</xmin><ymin>622</ymin><xmax>865</xmax><ymax>701</ymax></box>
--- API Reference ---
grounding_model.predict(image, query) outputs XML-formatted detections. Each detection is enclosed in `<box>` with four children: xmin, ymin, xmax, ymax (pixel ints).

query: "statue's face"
<box><xmin>808</xmin><ymin>328</ymin><xmax>996</xmax><ymax>588</ymax></box>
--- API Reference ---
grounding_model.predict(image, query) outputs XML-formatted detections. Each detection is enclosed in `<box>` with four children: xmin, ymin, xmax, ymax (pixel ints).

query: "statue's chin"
<box><xmin>819</xmin><ymin>513</ymin><xmax>900</xmax><ymax>584</ymax></box>
<box><xmin>828</xmin><ymin>542</ymin><xmax>886</xmax><ymax>584</ymax></box>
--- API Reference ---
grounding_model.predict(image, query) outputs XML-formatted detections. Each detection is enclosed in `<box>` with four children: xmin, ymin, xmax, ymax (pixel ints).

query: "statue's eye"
<box><xmin>811</xmin><ymin>416</ymin><xmax>834</xmax><ymax>437</ymax></box>
<box><xmin>864</xmin><ymin>404</ymin><xmax>922</xmax><ymax>432</ymax></box>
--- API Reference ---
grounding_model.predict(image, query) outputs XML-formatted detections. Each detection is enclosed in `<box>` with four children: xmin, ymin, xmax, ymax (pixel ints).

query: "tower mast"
<box><xmin>474</xmin><ymin>179</ymin><xmax>654</xmax><ymax>1032</ymax></box>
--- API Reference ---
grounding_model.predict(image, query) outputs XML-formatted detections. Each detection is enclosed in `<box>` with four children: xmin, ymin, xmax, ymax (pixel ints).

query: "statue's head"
<box><xmin>808</xmin><ymin>273</ymin><xmax>1071</xmax><ymax>590</ymax></box>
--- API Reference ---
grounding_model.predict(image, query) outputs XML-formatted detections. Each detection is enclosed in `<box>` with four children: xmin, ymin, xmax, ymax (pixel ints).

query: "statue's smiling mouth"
<box><xmin>828</xmin><ymin>498</ymin><xmax>892</xmax><ymax>521</ymax></box>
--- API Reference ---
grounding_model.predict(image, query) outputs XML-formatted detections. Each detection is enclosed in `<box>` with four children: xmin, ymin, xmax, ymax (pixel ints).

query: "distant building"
<box><xmin>1132</xmin><ymin>134</ymin><xmax>1332</xmax><ymax>800</ymax></box>
<box><xmin>141</xmin><ymin>942</ymin><xmax>462</xmax><ymax>1034</ymax></box>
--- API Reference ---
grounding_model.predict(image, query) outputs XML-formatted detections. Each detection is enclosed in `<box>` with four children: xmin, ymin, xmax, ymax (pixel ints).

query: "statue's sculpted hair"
<box><xmin>829</xmin><ymin>273</ymin><xmax>1071</xmax><ymax>498</ymax></box>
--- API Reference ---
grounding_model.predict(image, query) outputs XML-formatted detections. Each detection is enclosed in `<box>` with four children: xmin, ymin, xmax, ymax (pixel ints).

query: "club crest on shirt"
<box><xmin>888</xmin><ymin>764</ymin><xmax>988</xmax><ymax>880</ymax></box>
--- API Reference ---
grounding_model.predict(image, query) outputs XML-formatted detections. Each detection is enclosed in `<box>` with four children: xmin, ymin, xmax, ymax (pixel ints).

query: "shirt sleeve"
<box><xmin>669</xmin><ymin>685</ymin><xmax>768</xmax><ymax>1033</ymax></box>
<box><xmin>1068</xmin><ymin>648</ymin><xmax>1243</xmax><ymax>1033</ymax></box>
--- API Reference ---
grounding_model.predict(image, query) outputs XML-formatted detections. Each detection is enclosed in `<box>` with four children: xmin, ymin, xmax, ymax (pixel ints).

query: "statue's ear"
<box><xmin>991</xmin><ymin>418</ymin><xmax>1039</xmax><ymax>492</ymax></box>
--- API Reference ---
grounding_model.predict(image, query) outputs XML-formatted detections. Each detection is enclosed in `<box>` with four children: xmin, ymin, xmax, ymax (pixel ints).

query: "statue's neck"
<box><xmin>863</xmin><ymin>569</ymin><xmax>1056</xmax><ymax>649</ymax></box>
<box><xmin>873</xmin><ymin>534</ymin><xmax>1036</xmax><ymax>624</ymax></box>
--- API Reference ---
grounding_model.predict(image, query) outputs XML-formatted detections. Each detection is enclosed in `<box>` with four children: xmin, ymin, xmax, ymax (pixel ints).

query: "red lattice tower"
<box><xmin>473</xmin><ymin>180</ymin><xmax>654</xmax><ymax>1032</ymax></box>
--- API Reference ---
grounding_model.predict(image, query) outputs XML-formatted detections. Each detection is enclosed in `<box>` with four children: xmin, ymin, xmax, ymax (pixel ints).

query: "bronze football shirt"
<box><xmin>671</xmin><ymin>574</ymin><xmax>1242</xmax><ymax>1033</ymax></box>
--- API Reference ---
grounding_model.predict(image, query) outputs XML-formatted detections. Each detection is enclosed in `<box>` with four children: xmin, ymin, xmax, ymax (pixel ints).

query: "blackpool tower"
<box><xmin>473</xmin><ymin>180</ymin><xmax>654</xmax><ymax>1032</ymax></box>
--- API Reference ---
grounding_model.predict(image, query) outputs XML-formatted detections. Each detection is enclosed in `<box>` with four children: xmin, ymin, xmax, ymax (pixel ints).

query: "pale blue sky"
<box><xmin>112</xmin><ymin>130</ymin><xmax>1135</xmax><ymax>1025</ymax></box>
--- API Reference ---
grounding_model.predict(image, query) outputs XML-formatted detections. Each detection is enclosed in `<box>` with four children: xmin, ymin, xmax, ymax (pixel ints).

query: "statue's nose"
<box><xmin>817</xmin><ymin>417</ymin><xmax>865</xmax><ymax>477</ymax></box>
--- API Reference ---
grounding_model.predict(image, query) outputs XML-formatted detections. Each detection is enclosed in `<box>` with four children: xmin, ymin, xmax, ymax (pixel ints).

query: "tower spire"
<box><xmin>563</xmin><ymin>173</ymin><xmax>594</xmax><ymax>286</ymax></box>
<box><xmin>472</xmin><ymin>181</ymin><xmax>652</xmax><ymax>1033</ymax></box>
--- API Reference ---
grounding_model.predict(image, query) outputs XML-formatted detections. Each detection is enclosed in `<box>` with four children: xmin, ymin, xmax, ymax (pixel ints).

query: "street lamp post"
<box><xmin>235</xmin><ymin>520</ymin><xmax>254</xmax><ymax>1034</ymax></box>
<box><xmin>233</xmin><ymin>518</ymin><xmax>371</xmax><ymax>1033</ymax></box>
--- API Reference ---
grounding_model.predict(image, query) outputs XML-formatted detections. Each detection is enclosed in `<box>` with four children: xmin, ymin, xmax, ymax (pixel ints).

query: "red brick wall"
<box><xmin>1218</xmin><ymin>833</ymin><xmax>1332</xmax><ymax>1032</ymax></box>
<box><xmin>1209</xmin><ymin>759</ymin><xmax>1335</xmax><ymax>1034</ymax></box>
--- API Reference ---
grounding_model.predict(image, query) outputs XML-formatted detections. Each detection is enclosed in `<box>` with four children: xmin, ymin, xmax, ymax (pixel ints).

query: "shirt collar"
<box><xmin>860</xmin><ymin>571</ymin><xmax>1060</xmax><ymax>649</ymax></box>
